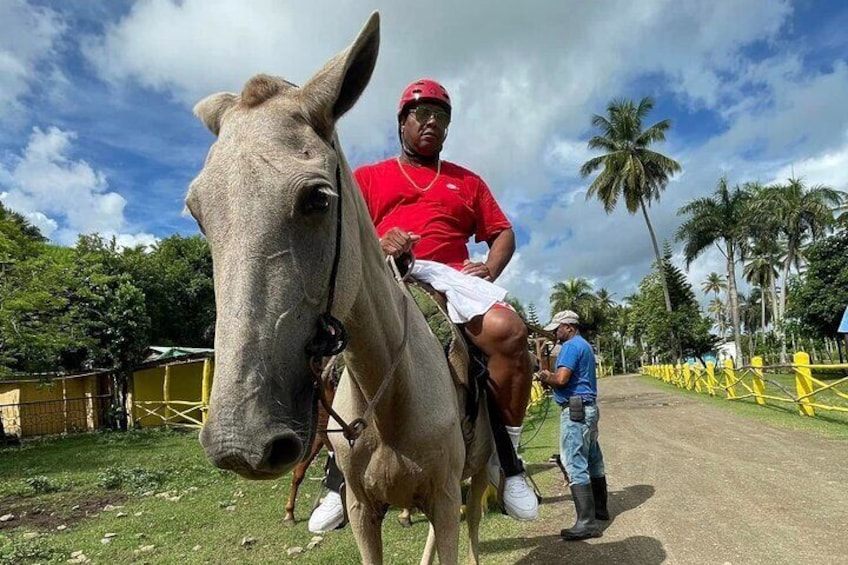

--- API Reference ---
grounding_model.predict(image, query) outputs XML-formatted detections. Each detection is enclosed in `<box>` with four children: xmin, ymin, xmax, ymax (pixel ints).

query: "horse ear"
<box><xmin>193</xmin><ymin>92</ymin><xmax>239</xmax><ymax>136</ymax></box>
<box><xmin>300</xmin><ymin>11</ymin><xmax>380</xmax><ymax>138</ymax></box>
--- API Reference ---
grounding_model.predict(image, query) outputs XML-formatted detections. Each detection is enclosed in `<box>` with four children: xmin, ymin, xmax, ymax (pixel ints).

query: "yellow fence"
<box><xmin>130</xmin><ymin>357</ymin><xmax>213</xmax><ymax>429</ymax></box>
<box><xmin>641</xmin><ymin>352</ymin><xmax>848</xmax><ymax>419</ymax></box>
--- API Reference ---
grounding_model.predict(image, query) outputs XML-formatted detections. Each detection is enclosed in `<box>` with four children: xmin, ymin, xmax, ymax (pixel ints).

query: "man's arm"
<box><xmin>461</xmin><ymin>228</ymin><xmax>515</xmax><ymax>281</ymax></box>
<box><xmin>539</xmin><ymin>366</ymin><xmax>573</xmax><ymax>388</ymax></box>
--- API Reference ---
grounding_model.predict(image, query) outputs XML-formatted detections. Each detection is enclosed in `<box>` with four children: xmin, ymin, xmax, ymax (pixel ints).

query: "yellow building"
<box><xmin>0</xmin><ymin>371</ymin><xmax>110</xmax><ymax>439</ymax></box>
<box><xmin>130</xmin><ymin>350</ymin><xmax>214</xmax><ymax>429</ymax></box>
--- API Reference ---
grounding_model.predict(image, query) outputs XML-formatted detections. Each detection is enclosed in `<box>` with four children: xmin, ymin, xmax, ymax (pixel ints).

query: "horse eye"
<box><xmin>301</xmin><ymin>185</ymin><xmax>333</xmax><ymax>215</ymax></box>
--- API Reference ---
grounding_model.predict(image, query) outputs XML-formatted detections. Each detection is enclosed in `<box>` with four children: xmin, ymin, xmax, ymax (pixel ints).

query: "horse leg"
<box><xmin>346</xmin><ymin>492</ymin><xmax>384</xmax><ymax>565</ymax></box>
<box><xmin>421</xmin><ymin>486</ymin><xmax>461</xmax><ymax>565</ymax></box>
<box><xmin>466</xmin><ymin>470</ymin><xmax>489</xmax><ymax>565</ymax></box>
<box><xmin>284</xmin><ymin>434</ymin><xmax>324</xmax><ymax>522</ymax></box>
<box><xmin>284</xmin><ymin>460</ymin><xmax>309</xmax><ymax>522</ymax></box>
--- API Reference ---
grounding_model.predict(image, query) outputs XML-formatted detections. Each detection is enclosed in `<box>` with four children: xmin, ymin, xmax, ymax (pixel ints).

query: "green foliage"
<box><xmin>97</xmin><ymin>465</ymin><xmax>167</xmax><ymax>492</ymax></box>
<box><xmin>121</xmin><ymin>235</ymin><xmax>214</xmax><ymax>347</ymax></box>
<box><xmin>630</xmin><ymin>248</ymin><xmax>716</xmax><ymax>361</ymax></box>
<box><xmin>0</xmin><ymin>538</ymin><xmax>56</xmax><ymax>565</ymax></box>
<box><xmin>23</xmin><ymin>475</ymin><xmax>62</xmax><ymax>494</ymax></box>
<box><xmin>0</xmin><ymin>207</ymin><xmax>214</xmax><ymax>377</ymax></box>
<box><xmin>788</xmin><ymin>231</ymin><xmax>848</xmax><ymax>339</ymax></box>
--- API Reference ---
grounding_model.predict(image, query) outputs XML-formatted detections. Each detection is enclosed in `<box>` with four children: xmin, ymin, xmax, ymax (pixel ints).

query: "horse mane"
<box><xmin>241</xmin><ymin>74</ymin><xmax>297</xmax><ymax>108</ymax></box>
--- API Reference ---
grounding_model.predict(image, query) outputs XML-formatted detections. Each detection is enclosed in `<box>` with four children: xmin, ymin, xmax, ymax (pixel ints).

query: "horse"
<box><xmin>188</xmin><ymin>12</ymin><xmax>492</xmax><ymax>564</ymax></box>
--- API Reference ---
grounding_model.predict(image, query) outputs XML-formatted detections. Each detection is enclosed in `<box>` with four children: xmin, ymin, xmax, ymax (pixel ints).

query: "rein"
<box><xmin>305</xmin><ymin>146</ymin><xmax>410</xmax><ymax>446</ymax></box>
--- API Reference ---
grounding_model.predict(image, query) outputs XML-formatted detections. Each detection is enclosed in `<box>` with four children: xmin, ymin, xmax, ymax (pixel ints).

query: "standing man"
<box><xmin>308</xmin><ymin>78</ymin><xmax>538</xmax><ymax>533</ymax></box>
<box><xmin>538</xmin><ymin>310</ymin><xmax>609</xmax><ymax>540</ymax></box>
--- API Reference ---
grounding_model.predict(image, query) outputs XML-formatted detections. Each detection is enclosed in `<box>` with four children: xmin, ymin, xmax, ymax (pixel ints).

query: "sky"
<box><xmin>1</xmin><ymin>0</ymin><xmax>847</xmax><ymax>322</ymax></box>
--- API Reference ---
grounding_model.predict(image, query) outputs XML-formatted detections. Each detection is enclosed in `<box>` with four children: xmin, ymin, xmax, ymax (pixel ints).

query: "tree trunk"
<box><xmin>639</xmin><ymin>197</ymin><xmax>673</xmax><ymax>314</ymax></box>
<box><xmin>620</xmin><ymin>343</ymin><xmax>627</xmax><ymax>374</ymax></box>
<box><xmin>768</xmin><ymin>270</ymin><xmax>779</xmax><ymax>333</ymax></box>
<box><xmin>779</xmin><ymin>253</ymin><xmax>791</xmax><ymax>363</ymax></box>
<box><xmin>760</xmin><ymin>284</ymin><xmax>766</xmax><ymax>344</ymax></box>
<box><xmin>726</xmin><ymin>244</ymin><xmax>744</xmax><ymax>367</ymax></box>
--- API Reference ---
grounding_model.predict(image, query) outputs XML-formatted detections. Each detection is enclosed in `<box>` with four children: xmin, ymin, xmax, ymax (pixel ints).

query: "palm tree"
<box><xmin>743</xmin><ymin>245</ymin><xmax>778</xmax><ymax>335</ymax></box>
<box><xmin>580</xmin><ymin>96</ymin><xmax>682</xmax><ymax>314</ymax></box>
<box><xmin>753</xmin><ymin>178</ymin><xmax>845</xmax><ymax>359</ymax></box>
<box><xmin>707</xmin><ymin>297</ymin><xmax>727</xmax><ymax>338</ymax></box>
<box><xmin>701</xmin><ymin>272</ymin><xmax>726</xmax><ymax>299</ymax></box>
<box><xmin>676</xmin><ymin>178</ymin><xmax>750</xmax><ymax>365</ymax></box>
<box><xmin>550</xmin><ymin>277</ymin><xmax>596</xmax><ymax>316</ymax></box>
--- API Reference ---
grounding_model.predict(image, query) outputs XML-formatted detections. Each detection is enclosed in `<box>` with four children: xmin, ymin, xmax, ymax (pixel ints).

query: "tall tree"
<box><xmin>629</xmin><ymin>246</ymin><xmax>714</xmax><ymax>363</ymax></box>
<box><xmin>743</xmin><ymin>245</ymin><xmax>778</xmax><ymax>335</ymax></box>
<box><xmin>580</xmin><ymin>96</ymin><xmax>682</xmax><ymax>314</ymax></box>
<box><xmin>676</xmin><ymin>178</ymin><xmax>749</xmax><ymax>365</ymax></box>
<box><xmin>754</xmin><ymin>178</ymin><xmax>845</xmax><ymax>323</ymax></box>
<box><xmin>700</xmin><ymin>272</ymin><xmax>726</xmax><ymax>299</ymax></box>
<box><xmin>788</xmin><ymin>230</ymin><xmax>848</xmax><ymax>339</ymax></box>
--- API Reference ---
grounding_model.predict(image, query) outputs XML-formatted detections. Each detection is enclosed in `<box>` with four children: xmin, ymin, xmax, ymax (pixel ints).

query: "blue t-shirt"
<box><xmin>552</xmin><ymin>334</ymin><xmax>597</xmax><ymax>406</ymax></box>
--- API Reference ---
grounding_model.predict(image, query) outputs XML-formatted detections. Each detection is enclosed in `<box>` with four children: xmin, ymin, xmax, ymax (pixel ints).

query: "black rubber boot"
<box><xmin>324</xmin><ymin>453</ymin><xmax>344</xmax><ymax>493</ymax></box>
<box><xmin>591</xmin><ymin>476</ymin><xmax>609</xmax><ymax>520</ymax></box>
<box><xmin>561</xmin><ymin>483</ymin><xmax>601</xmax><ymax>540</ymax></box>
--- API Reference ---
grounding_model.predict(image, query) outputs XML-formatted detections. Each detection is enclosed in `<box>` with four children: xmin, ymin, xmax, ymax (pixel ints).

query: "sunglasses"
<box><xmin>410</xmin><ymin>106</ymin><xmax>451</xmax><ymax>128</ymax></box>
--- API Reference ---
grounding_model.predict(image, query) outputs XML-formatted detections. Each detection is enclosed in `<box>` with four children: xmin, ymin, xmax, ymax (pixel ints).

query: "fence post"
<box><xmin>163</xmin><ymin>364</ymin><xmax>172</xmax><ymax>426</ymax></box>
<box><xmin>201</xmin><ymin>358</ymin><xmax>212</xmax><ymax>425</ymax></box>
<box><xmin>683</xmin><ymin>363</ymin><xmax>692</xmax><ymax>390</ymax></box>
<box><xmin>705</xmin><ymin>362</ymin><xmax>716</xmax><ymax>396</ymax></box>
<box><xmin>793</xmin><ymin>352</ymin><xmax>816</xmax><ymax>417</ymax></box>
<box><xmin>692</xmin><ymin>364</ymin><xmax>703</xmax><ymax>393</ymax></box>
<box><xmin>723</xmin><ymin>359</ymin><xmax>738</xmax><ymax>399</ymax></box>
<box><xmin>751</xmin><ymin>356</ymin><xmax>766</xmax><ymax>406</ymax></box>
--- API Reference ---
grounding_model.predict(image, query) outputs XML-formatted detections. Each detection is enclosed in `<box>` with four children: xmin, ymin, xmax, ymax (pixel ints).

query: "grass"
<box><xmin>0</xmin><ymin>400</ymin><xmax>564</xmax><ymax>564</ymax></box>
<box><xmin>642</xmin><ymin>372</ymin><xmax>848</xmax><ymax>439</ymax></box>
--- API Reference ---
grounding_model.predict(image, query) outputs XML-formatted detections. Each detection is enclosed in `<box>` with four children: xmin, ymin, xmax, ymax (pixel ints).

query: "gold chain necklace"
<box><xmin>396</xmin><ymin>156</ymin><xmax>441</xmax><ymax>191</ymax></box>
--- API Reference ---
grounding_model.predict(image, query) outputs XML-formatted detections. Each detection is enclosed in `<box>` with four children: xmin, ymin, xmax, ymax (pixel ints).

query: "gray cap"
<box><xmin>543</xmin><ymin>310</ymin><xmax>580</xmax><ymax>331</ymax></box>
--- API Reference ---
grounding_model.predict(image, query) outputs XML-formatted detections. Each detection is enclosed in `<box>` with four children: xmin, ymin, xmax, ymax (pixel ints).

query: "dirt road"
<box><xmin>509</xmin><ymin>375</ymin><xmax>847</xmax><ymax>565</ymax></box>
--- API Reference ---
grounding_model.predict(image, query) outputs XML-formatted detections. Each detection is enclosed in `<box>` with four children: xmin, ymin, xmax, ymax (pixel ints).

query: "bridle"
<box><xmin>304</xmin><ymin>143</ymin><xmax>410</xmax><ymax>447</ymax></box>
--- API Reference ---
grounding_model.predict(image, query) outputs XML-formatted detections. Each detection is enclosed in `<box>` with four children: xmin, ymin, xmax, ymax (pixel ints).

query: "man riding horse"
<box><xmin>309</xmin><ymin>78</ymin><xmax>538</xmax><ymax>533</ymax></box>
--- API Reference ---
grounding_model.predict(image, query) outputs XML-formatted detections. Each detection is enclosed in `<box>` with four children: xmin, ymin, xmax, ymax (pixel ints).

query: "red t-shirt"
<box><xmin>354</xmin><ymin>158</ymin><xmax>512</xmax><ymax>270</ymax></box>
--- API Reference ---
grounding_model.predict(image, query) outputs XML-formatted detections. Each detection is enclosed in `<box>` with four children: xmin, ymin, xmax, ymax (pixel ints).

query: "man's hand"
<box><xmin>380</xmin><ymin>227</ymin><xmax>421</xmax><ymax>258</ymax></box>
<box><xmin>461</xmin><ymin>259</ymin><xmax>492</xmax><ymax>281</ymax></box>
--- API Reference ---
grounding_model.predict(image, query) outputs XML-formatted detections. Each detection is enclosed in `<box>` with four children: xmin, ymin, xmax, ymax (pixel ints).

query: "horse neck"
<box><xmin>343</xmin><ymin>216</ymin><xmax>411</xmax><ymax>402</ymax></box>
<box><xmin>337</xmin><ymin>159</ymin><xmax>417</xmax><ymax>415</ymax></box>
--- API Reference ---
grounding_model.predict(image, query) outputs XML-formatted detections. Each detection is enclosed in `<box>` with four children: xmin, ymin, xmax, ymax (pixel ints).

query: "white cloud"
<box><xmin>0</xmin><ymin>126</ymin><xmax>156</xmax><ymax>246</ymax></box>
<box><xmin>40</xmin><ymin>0</ymin><xmax>847</xmax><ymax>309</ymax></box>
<box><xmin>0</xmin><ymin>1</ymin><xmax>65</xmax><ymax>122</ymax></box>
<box><xmin>768</xmin><ymin>139</ymin><xmax>848</xmax><ymax>190</ymax></box>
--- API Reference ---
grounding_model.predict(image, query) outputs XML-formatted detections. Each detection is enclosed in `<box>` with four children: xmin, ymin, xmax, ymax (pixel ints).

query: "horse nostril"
<box><xmin>264</xmin><ymin>433</ymin><xmax>302</xmax><ymax>472</ymax></box>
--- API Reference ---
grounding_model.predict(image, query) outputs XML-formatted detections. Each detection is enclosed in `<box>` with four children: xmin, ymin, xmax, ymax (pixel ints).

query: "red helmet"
<box><xmin>397</xmin><ymin>79</ymin><xmax>451</xmax><ymax>118</ymax></box>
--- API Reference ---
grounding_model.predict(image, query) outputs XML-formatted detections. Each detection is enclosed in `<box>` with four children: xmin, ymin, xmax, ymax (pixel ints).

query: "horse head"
<box><xmin>187</xmin><ymin>13</ymin><xmax>380</xmax><ymax>479</ymax></box>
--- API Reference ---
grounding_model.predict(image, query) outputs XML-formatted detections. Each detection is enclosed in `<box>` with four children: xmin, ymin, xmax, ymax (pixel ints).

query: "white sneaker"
<box><xmin>502</xmin><ymin>473</ymin><xmax>539</xmax><ymax>521</ymax></box>
<box><xmin>308</xmin><ymin>491</ymin><xmax>345</xmax><ymax>533</ymax></box>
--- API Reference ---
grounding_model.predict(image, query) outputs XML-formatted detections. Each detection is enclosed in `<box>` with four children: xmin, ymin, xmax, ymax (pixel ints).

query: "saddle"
<box><xmin>405</xmin><ymin>280</ymin><xmax>484</xmax><ymax>447</ymax></box>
